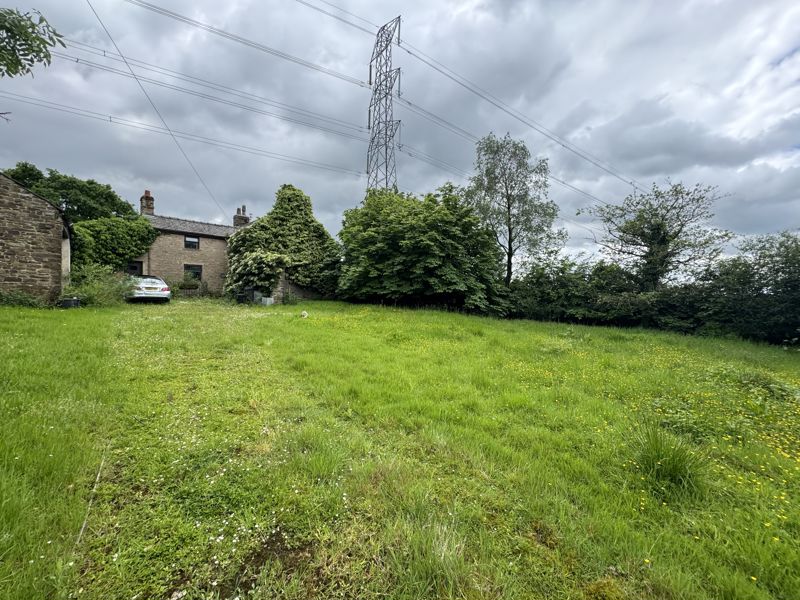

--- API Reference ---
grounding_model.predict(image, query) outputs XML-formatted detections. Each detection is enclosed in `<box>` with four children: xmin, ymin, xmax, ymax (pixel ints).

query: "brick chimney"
<box><xmin>140</xmin><ymin>190</ymin><xmax>155</xmax><ymax>215</ymax></box>
<box><xmin>233</xmin><ymin>204</ymin><xmax>250</xmax><ymax>227</ymax></box>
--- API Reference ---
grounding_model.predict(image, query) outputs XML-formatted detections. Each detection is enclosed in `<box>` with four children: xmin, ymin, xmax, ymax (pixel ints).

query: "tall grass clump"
<box><xmin>633</xmin><ymin>422</ymin><xmax>708</xmax><ymax>497</ymax></box>
<box><xmin>61</xmin><ymin>263</ymin><xmax>133</xmax><ymax>306</ymax></box>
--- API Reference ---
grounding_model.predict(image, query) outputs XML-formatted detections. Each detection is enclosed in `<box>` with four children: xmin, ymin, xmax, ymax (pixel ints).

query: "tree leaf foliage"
<box><xmin>465</xmin><ymin>132</ymin><xmax>564</xmax><ymax>286</ymax></box>
<box><xmin>3</xmin><ymin>161</ymin><xmax>136</xmax><ymax>222</ymax></box>
<box><xmin>586</xmin><ymin>181</ymin><xmax>732</xmax><ymax>291</ymax></box>
<box><xmin>338</xmin><ymin>185</ymin><xmax>507</xmax><ymax>314</ymax></box>
<box><xmin>0</xmin><ymin>8</ymin><xmax>64</xmax><ymax>78</ymax></box>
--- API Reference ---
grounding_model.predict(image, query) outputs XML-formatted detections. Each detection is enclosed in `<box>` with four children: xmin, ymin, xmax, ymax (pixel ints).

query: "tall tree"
<box><xmin>3</xmin><ymin>162</ymin><xmax>135</xmax><ymax>222</ymax></box>
<box><xmin>1</xmin><ymin>8</ymin><xmax>64</xmax><ymax>120</ymax></box>
<box><xmin>465</xmin><ymin>132</ymin><xmax>563</xmax><ymax>286</ymax></box>
<box><xmin>586</xmin><ymin>182</ymin><xmax>732</xmax><ymax>292</ymax></box>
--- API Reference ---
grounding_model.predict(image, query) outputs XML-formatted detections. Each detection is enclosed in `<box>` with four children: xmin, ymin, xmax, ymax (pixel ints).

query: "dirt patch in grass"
<box><xmin>211</xmin><ymin>532</ymin><xmax>314</xmax><ymax>598</ymax></box>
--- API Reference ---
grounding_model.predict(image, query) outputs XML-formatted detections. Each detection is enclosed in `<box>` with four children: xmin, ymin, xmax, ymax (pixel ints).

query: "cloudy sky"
<box><xmin>2</xmin><ymin>0</ymin><xmax>798</xmax><ymax>251</ymax></box>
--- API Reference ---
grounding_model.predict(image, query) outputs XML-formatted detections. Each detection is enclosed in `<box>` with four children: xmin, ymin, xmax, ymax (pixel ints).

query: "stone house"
<box><xmin>130</xmin><ymin>190</ymin><xmax>249</xmax><ymax>294</ymax></box>
<box><xmin>0</xmin><ymin>173</ymin><xmax>71</xmax><ymax>301</ymax></box>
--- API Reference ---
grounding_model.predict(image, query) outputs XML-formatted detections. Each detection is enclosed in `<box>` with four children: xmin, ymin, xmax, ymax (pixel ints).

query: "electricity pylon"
<box><xmin>366</xmin><ymin>16</ymin><xmax>401</xmax><ymax>191</ymax></box>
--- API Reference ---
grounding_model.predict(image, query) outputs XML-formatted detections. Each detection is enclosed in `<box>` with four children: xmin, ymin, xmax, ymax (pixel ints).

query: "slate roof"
<box><xmin>145</xmin><ymin>214</ymin><xmax>236</xmax><ymax>239</ymax></box>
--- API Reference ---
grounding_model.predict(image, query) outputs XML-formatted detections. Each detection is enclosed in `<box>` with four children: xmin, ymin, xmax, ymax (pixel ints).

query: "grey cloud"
<box><xmin>1</xmin><ymin>0</ymin><xmax>797</xmax><ymax>249</ymax></box>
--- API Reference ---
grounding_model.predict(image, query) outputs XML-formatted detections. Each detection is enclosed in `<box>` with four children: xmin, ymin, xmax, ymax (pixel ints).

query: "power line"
<box><xmin>64</xmin><ymin>38</ymin><xmax>368</xmax><ymax>132</ymax></box>
<box><xmin>0</xmin><ymin>92</ymin><xmax>365</xmax><ymax>177</ymax></box>
<box><xmin>85</xmin><ymin>0</ymin><xmax>226</xmax><ymax>217</ymax></box>
<box><xmin>53</xmin><ymin>51</ymin><xmax>369</xmax><ymax>142</ymax></box>
<box><xmin>291</xmin><ymin>0</ymin><xmax>648</xmax><ymax>193</ymax></box>
<box><xmin>124</xmin><ymin>0</ymin><xmax>370</xmax><ymax>89</ymax></box>
<box><xmin>124</xmin><ymin>0</ymin><xmax>612</xmax><ymax>207</ymax></box>
<box><xmin>314</xmin><ymin>0</ymin><xmax>380</xmax><ymax>28</ymax></box>
<box><xmin>293</xmin><ymin>0</ymin><xmax>374</xmax><ymax>35</ymax></box>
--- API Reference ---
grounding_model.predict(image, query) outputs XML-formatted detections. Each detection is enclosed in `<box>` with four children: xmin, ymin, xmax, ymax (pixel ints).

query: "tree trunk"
<box><xmin>504</xmin><ymin>201</ymin><xmax>513</xmax><ymax>287</ymax></box>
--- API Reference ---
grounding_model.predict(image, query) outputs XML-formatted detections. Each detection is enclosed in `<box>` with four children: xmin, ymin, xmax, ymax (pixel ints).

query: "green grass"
<box><xmin>1</xmin><ymin>300</ymin><xmax>798</xmax><ymax>599</ymax></box>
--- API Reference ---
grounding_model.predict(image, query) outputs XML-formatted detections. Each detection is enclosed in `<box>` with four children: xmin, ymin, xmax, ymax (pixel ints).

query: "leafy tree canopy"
<box><xmin>586</xmin><ymin>181</ymin><xmax>732</xmax><ymax>292</ymax></box>
<box><xmin>465</xmin><ymin>132</ymin><xmax>565</xmax><ymax>286</ymax></box>
<box><xmin>0</xmin><ymin>8</ymin><xmax>63</xmax><ymax>78</ymax></box>
<box><xmin>72</xmin><ymin>216</ymin><xmax>158</xmax><ymax>271</ymax></box>
<box><xmin>338</xmin><ymin>184</ymin><xmax>506</xmax><ymax>314</ymax></box>
<box><xmin>226</xmin><ymin>184</ymin><xmax>340</xmax><ymax>296</ymax></box>
<box><xmin>3</xmin><ymin>161</ymin><xmax>135</xmax><ymax>222</ymax></box>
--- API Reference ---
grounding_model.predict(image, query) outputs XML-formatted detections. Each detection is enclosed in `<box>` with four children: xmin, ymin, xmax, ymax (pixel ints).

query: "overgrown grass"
<box><xmin>1</xmin><ymin>300</ymin><xmax>798</xmax><ymax>599</ymax></box>
<box><xmin>632</xmin><ymin>422</ymin><xmax>709</xmax><ymax>497</ymax></box>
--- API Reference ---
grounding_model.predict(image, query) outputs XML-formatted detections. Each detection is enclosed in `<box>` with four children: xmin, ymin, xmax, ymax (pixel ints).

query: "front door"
<box><xmin>127</xmin><ymin>261</ymin><xmax>144</xmax><ymax>276</ymax></box>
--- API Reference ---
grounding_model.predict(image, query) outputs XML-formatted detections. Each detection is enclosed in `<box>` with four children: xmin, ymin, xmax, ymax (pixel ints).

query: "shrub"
<box><xmin>61</xmin><ymin>263</ymin><xmax>133</xmax><ymax>307</ymax></box>
<box><xmin>72</xmin><ymin>216</ymin><xmax>158</xmax><ymax>271</ymax></box>
<box><xmin>224</xmin><ymin>250</ymin><xmax>288</xmax><ymax>297</ymax></box>
<box><xmin>0</xmin><ymin>289</ymin><xmax>45</xmax><ymax>307</ymax></box>
<box><xmin>632</xmin><ymin>422</ymin><xmax>708</xmax><ymax>497</ymax></box>
<box><xmin>338</xmin><ymin>184</ymin><xmax>507</xmax><ymax>314</ymax></box>
<box><xmin>227</xmin><ymin>184</ymin><xmax>341</xmax><ymax>296</ymax></box>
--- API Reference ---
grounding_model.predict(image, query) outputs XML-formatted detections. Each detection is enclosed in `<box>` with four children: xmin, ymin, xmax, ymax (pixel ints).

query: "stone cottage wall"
<box><xmin>0</xmin><ymin>175</ymin><xmax>66</xmax><ymax>301</ymax></box>
<box><xmin>135</xmin><ymin>232</ymin><xmax>229</xmax><ymax>293</ymax></box>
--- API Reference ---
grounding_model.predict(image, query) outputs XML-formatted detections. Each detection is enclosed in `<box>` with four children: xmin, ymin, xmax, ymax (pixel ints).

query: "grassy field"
<box><xmin>1</xmin><ymin>300</ymin><xmax>798</xmax><ymax>600</ymax></box>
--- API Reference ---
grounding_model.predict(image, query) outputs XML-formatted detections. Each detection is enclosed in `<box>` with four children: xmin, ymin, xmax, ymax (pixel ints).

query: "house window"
<box><xmin>184</xmin><ymin>264</ymin><xmax>203</xmax><ymax>281</ymax></box>
<box><xmin>184</xmin><ymin>235</ymin><xmax>200</xmax><ymax>249</ymax></box>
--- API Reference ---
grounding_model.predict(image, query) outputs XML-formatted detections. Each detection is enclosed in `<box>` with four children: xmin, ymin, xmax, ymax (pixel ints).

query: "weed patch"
<box><xmin>631</xmin><ymin>422</ymin><xmax>709</xmax><ymax>498</ymax></box>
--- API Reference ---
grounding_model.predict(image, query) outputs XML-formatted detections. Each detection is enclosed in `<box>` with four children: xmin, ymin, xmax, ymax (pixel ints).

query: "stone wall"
<box><xmin>0</xmin><ymin>174</ymin><xmax>67</xmax><ymax>301</ymax></box>
<box><xmin>135</xmin><ymin>232</ymin><xmax>229</xmax><ymax>293</ymax></box>
<box><xmin>272</xmin><ymin>272</ymin><xmax>322</xmax><ymax>303</ymax></box>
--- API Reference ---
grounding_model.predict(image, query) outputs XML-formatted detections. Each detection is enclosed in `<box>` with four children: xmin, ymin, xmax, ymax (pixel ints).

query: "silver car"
<box><xmin>127</xmin><ymin>275</ymin><xmax>172</xmax><ymax>303</ymax></box>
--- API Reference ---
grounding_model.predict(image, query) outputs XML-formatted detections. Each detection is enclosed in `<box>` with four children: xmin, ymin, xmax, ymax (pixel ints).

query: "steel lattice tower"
<box><xmin>366</xmin><ymin>16</ymin><xmax>401</xmax><ymax>191</ymax></box>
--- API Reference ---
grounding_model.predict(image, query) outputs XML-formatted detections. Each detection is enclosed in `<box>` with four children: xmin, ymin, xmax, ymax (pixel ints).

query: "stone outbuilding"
<box><xmin>130</xmin><ymin>190</ymin><xmax>247</xmax><ymax>294</ymax></box>
<box><xmin>0</xmin><ymin>173</ymin><xmax>71</xmax><ymax>301</ymax></box>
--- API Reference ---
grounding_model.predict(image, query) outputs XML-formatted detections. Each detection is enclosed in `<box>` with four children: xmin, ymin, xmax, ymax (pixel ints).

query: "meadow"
<box><xmin>1</xmin><ymin>300</ymin><xmax>798</xmax><ymax>599</ymax></box>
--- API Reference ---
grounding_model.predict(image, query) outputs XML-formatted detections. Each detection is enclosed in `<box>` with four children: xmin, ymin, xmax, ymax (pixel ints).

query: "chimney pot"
<box><xmin>233</xmin><ymin>203</ymin><xmax>251</xmax><ymax>227</ymax></box>
<box><xmin>140</xmin><ymin>189</ymin><xmax>155</xmax><ymax>215</ymax></box>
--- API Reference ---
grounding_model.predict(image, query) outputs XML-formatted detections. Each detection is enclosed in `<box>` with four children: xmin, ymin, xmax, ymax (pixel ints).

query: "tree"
<box><xmin>699</xmin><ymin>231</ymin><xmax>800</xmax><ymax>343</ymax></box>
<box><xmin>2</xmin><ymin>160</ymin><xmax>44</xmax><ymax>188</ymax></box>
<box><xmin>72</xmin><ymin>217</ymin><xmax>158</xmax><ymax>271</ymax></box>
<box><xmin>586</xmin><ymin>182</ymin><xmax>732</xmax><ymax>292</ymax></box>
<box><xmin>3</xmin><ymin>162</ymin><xmax>136</xmax><ymax>222</ymax></box>
<box><xmin>226</xmin><ymin>184</ymin><xmax>340</xmax><ymax>296</ymax></box>
<box><xmin>1</xmin><ymin>8</ymin><xmax>64</xmax><ymax>120</ymax></box>
<box><xmin>338</xmin><ymin>185</ymin><xmax>506</xmax><ymax>314</ymax></box>
<box><xmin>465</xmin><ymin>132</ymin><xmax>564</xmax><ymax>286</ymax></box>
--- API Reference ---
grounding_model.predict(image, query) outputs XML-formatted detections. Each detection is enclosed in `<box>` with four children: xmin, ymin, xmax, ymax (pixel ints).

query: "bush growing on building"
<box><xmin>227</xmin><ymin>184</ymin><xmax>341</xmax><ymax>296</ymax></box>
<box><xmin>225</xmin><ymin>250</ymin><xmax>288</xmax><ymax>297</ymax></box>
<box><xmin>71</xmin><ymin>216</ymin><xmax>158</xmax><ymax>271</ymax></box>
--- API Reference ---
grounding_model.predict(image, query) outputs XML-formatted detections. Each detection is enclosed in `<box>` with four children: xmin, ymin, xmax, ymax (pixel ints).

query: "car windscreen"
<box><xmin>136</xmin><ymin>278</ymin><xmax>165</xmax><ymax>286</ymax></box>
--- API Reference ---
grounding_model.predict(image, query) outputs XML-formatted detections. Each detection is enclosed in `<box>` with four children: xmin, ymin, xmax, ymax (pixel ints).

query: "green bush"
<box><xmin>224</xmin><ymin>250</ymin><xmax>288</xmax><ymax>297</ymax></box>
<box><xmin>227</xmin><ymin>184</ymin><xmax>341</xmax><ymax>296</ymax></box>
<box><xmin>0</xmin><ymin>289</ymin><xmax>45</xmax><ymax>307</ymax></box>
<box><xmin>72</xmin><ymin>216</ymin><xmax>158</xmax><ymax>271</ymax></box>
<box><xmin>61</xmin><ymin>263</ymin><xmax>133</xmax><ymax>307</ymax></box>
<box><xmin>338</xmin><ymin>185</ymin><xmax>506</xmax><ymax>314</ymax></box>
<box><xmin>632</xmin><ymin>422</ymin><xmax>708</xmax><ymax>497</ymax></box>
